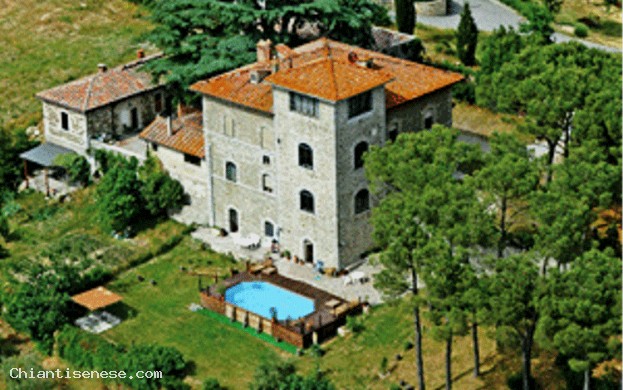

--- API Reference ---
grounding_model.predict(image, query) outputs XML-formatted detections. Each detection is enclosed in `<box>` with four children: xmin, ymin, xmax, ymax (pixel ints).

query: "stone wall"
<box><xmin>272</xmin><ymin>88</ymin><xmax>341</xmax><ymax>268</ymax></box>
<box><xmin>150</xmin><ymin>143</ymin><xmax>211</xmax><ymax>225</ymax></box>
<box><xmin>386</xmin><ymin>87</ymin><xmax>453</xmax><ymax>134</ymax></box>
<box><xmin>43</xmin><ymin>103</ymin><xmax>88</xmax><ymax>153</ymax></box>
<box><xmin>203</xmin><ymin>97</ymin><xmax>278</xmax><ymax>235</ymax></box>
<box><xmin>334</xmin><ymin>86</ymin><xmax>387</xmax><ymax>269</ymax></box>
<box><xmin>415</xmin><ymin>0</ymin><xmax>448</xmax><ymax>16</ymax></box>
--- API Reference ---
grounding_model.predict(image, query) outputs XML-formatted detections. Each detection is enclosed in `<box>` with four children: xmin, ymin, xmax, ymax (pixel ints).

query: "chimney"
<box><xmin>256</xmin><ymin>39</ymin><xmax>272</xmax><ymax>63</ymax></box>
<box><xmin>137</xmin><ymin>49</ymin><xmax>145</xmax><ymax>59</ymax></box>
<box><xmin>97</xmin><ymin>63</ymin><xmax>107</xmax><ymax>73</ymax></box>
<box><xmin>166</xmin><ymin>116</ymin><xmax>172</xmax><ymax>137</ymax></box>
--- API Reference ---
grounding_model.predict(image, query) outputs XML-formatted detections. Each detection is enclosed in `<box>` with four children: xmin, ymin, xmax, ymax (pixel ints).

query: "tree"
<box><xmin>203</xmin><ymin>378</ymin><xmax>225</xmax><ymax>390</ymax></box>
<box><xmin>456</xmin><ymin>2</ymin><xmax>478</xmax><ymax>66</ymax></box>
<box><xmin>421</xmin><ymin>237</ymin><xmax>471</xmax><ymax>390</ymax></box>
<box><xmin>122</xmin><ymin>344</ymin><xmax>187</xmax><ymax>389</ymax></box>
<box><xmin>519</xmin><ymin>5</ymin><xmax>555</xmax><ymax>43</ymax></box>
<box><xmin>538</xmin><ymin>249</ymin><xmax>621</xmax><ymax>390</ymax></box>
<box><xmin>0</xmin><ymin>127</ymin><xmax>37</xmax><ymax>194</ymax></box>
<box><xmin>145</xmin><ymin>0</ymin><xmax>390</xmax><ymax>99</ymax></box>
<box><xmin>366</xmin><ymin>127</ymin><xmax>482</xmax><ymax>390</ymax></box>
<box><xmin>476</xmin><ymin>42</ymin><xmax>621</xmax><ymax>180</ymax></box>
<box><xmin>139</xmin><ymin>155</ymin><xmax>185</xmax><ymax>217</ymax></box>
<box><xmin>488</xmin><ymin>252</ymin><xmax>543</xmax><ymax>390</ymax></box>
<box><xmin>474</xmin><ymin>133</ymin><xmax>539</xmax><ymax>258</ymax></box>
<box><xmin>395</xmin><ymin>0</ymin><xmax>415</xmax><ymax>34</ymax></box>
<box><xmin>54</xmin><ymin>154</ymin><xmax>91</xmax><ymax>187</ymax></box>
<box><xmin>2</xmin><ymin>264</ymin><xmax>72</xmax><ymax>353</ymax></box>
<box><xmin>1</xmin><ymin>353</ymin><xmax>59</xmax><ymax>390</ymax></box>
<box><xmin>478</xmin><ymin>26</ymin><xmax>524</xmax><ymax>75</ymax></box>
<box><xmin>95</xmin><ymin>164</ymin><xmax>143</xmax><ymax>233</ymax></box>
<box><xmin>249</xmin><ymin>360</ymin><xmax>335</xmax><ymax>390</ymax></box>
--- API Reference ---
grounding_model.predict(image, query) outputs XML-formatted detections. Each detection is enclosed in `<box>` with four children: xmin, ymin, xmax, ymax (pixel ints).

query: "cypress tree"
<box><xmin>394</xmin><ymin>0</ymin><xmax>415</xmax><ymax>34</ymax></box>
<box><xmin>456</xmin><ymin>2</ymin><xmax>478</xmax><ymax>66</ymax></box>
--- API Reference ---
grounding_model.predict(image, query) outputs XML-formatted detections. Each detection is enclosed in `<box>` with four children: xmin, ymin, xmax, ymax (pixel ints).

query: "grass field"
<box><xmin>2</xmin><ymin>189</ymin><xmax>188</xmax><ymax>285</ymax></box>
<box><xmin>104</xmin><ymin>237</ymin><xmax>286</xmax><ymax>389</ymax></box>
<box><xmin>0</xmin><ymin>0</ymin><xmax>152</xmax><ymax>129</ymax></box>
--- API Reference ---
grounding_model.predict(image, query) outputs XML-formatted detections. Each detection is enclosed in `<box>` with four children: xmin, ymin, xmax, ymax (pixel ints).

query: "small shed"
<box><xmin>19</xmin><ymin>142</ymin><xmax>75</xmax><ymax>195</ymax></box>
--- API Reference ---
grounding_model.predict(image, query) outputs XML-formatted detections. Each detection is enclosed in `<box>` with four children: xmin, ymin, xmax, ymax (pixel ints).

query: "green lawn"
<box><xmin>104</xmin><ymin>237</ymin><xmax>290</xmax><ymax>390</ymax></box>
<box><xmin>0</xmin><ymin>0</ymin><xmax>152</xmax><ymax>129</ymax></box>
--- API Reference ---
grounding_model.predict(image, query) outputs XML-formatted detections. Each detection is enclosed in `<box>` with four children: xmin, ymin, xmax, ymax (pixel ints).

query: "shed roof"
<box><xmin>19</xmin><ymin>142</ymin><xmax>75</xmax><ymax>167</ymax></box>
<box><xmin>71</xmin><ymin>286</ymin><xmax>122</xmax><ymax>311</ymax></box>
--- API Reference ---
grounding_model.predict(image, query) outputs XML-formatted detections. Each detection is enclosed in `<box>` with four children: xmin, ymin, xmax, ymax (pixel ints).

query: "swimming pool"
<box><xmin>225</xmin><ymin>281</ymin><xmax>314</xmax><ymax>321</ymax></box>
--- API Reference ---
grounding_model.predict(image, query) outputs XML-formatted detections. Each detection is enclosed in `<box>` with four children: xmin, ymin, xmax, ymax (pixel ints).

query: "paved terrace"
<box><xmin>192</xmin><ymin>227</ymin><xmax>384</xmax><ymax>305</ymax></box>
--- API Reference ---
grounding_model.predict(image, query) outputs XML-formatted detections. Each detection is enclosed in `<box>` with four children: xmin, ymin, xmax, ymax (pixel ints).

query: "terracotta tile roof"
<box><xmin>36</xmin><ymin>54</ymin><xmax>164</xmax><ymax>113</ymax></box>
<box><xmin>264</xmin><ymin>58</ymin><xmax>394</xmax><ymax>101</ymax></box>
<box><xmin>190</xmin><ymin>38</ymin><xmax>463</xmax><ymax>113</ymax></box>
<box><xmin>140</xmin><ymin>112</ymin><xmax>205</xmax><ymax>158</ymax></box>
<box><xmin>72</xmin><ymin>286</ymin><xmax>122</xmax><ymax>311</ymax></box>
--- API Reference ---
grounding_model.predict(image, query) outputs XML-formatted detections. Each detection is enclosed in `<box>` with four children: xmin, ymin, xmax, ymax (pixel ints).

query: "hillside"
<box><xmin>0</xmin><ymin>0</ymin><xmax>152</xmax><ymax>129</ymax></box>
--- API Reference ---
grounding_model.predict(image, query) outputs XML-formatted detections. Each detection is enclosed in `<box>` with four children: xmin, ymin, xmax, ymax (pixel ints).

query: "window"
<box><xmin>225</xmin><ymin>161</ymin><xmax>237</xmax><ymax>182</ymax></box>
<box><xmin>184</xmin><ymin>154</ymin><xmax>201</xmax><ymax>166</ymax></box>
<box><xmin>354</xmin><ymin>141</ymin><xmax>369</xmax><ymax>170</ymax></box>
<box><xmin>348</xmin><ymin>91</ymin><xmax>373</xmax><ymax>119</ymax></box>
<box><xmin>298</xmin><ymin>143</ymin><xmax>313</xmax><ymax>169</ymax></box>
<box><xmin>264</xmin><ymin>221</ymin><xmax>274</xmax><ymax>237</ymax></box>
<box><xmin>262</xmin><ymin>174</ymin><xmax>273</xmax><ymax>193</ymax></box>
<box><xmin>290</xmin><ymin>92</ymin><xmax>318</xmax><ymax>117</ymax></box>
<box><xmin>131</xmin><ymin>107</ymin><xmax>139</xmax><ymax>129</ymax></box>
<box><xmin>154</xmin><ymin>93</ymin><xmax>163</xmax><ymax>113</ymax></box>
<box><xmin>61</xmin><ymin>112</ymin><xmax>69</xmax><ymax>131</ymax></box>
<box><xmin>354</xmin><ymin>189</ymin><xmax>370</xmax><ymax>214</ymax></box>
<box><xmin>229</xmin><ymin>208</ymin><xmax>239</xmax><ymax>233</ymax></box>
<box><xmin>151</xmin><ymin>143</ymin><xmax>158</xmax><ymax>152</ymax></box>
<box><xmin>424</xmin><ymin>111</ymin><xmax>434</xmax><ymax>130</ymax></box>
<box><xmin>263</xmin><ymin>155</ymin><xmax>270</xmax><ymax>165</ymax></box>
<box><xmin>300</xmin><ymin>190</ymin><xmax>314</xmax><ymax>213</ymax></box>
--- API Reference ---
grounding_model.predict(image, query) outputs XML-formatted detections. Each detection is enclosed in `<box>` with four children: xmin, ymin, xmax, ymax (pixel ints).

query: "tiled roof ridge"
<box><xmin>82</xmin><ymin>74</ymin><xmax>97</xmax><ymax>112</ymax></box>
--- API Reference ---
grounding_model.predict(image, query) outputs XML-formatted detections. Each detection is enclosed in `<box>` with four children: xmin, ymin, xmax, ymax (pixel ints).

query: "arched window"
<box><xmin>300</xmin><ymin>190</ymin><xmax>314</xmax><ymax>213</ymax></box>
<box><xmin>354</xmin><ymin>141</ymin><xmax>369</xmax><ymax>170</ymax></box>
<box><xmin>298</xmin><ymin>143</ymin><xmax>313</xmax><ymax>169</ymax></box>
<box><xmin>225</xmin><ymin>161</ymin><xmax>237</xmax><ymax>182</ymax></box>
<box><xmin>264</xmin><ymin>221</ymin><xmax>274</xmax><ymax>237</ymax></box>
<box><xmin>354</xmin><ymin>189</ymin><xmax>370</xmax><ymax>214</ymax></box>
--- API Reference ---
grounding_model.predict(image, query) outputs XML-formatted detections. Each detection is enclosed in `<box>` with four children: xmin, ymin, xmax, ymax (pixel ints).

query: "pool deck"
<box><xmin>207</xmin><ymin>270</ymin><xmax>351</xmax><ymax>328</ymax></box>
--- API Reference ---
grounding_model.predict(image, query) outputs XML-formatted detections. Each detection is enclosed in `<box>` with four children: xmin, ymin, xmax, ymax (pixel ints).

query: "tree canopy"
<box><xmin>144</xmin><ymin>0</ymin><xmax>390</xmax><ymax>99</ymax></box>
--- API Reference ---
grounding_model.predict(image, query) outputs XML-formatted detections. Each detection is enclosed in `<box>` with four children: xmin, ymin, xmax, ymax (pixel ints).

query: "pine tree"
<box><xmin>456</xmin><ymin>2</ymin><xmax>478</xmax><ymax>66</ymax></box>
<box><xmin>394</xmin><ymin>0</ymin><xmax>415</xmax><ymax>34</ymax></box>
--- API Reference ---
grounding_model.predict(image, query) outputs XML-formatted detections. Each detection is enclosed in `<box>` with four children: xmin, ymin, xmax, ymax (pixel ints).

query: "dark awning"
<box><xmin>19</xmin><ymin>142</ymin><xmax>75</xmax><ymax>167</ymax></box>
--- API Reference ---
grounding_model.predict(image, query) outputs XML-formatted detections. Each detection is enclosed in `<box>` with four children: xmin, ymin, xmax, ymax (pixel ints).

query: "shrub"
<box><xmin>308</xmin><ymin>343</ymin><xmax>325</xmax><ymax>357</ymax></box>
<box><xmin>574</xmin><ymin>23</ymin><xmax>589</xmax><ymax>38</ymax></box>
<box><xmin>203</xmin><ymin>378</ymin><xmax>225</xmax><ymax>390</ymax></box>
<box><xmin>346</xmin><ymin>315</ymin><xmax>366</xmax><ymax>333</ymax></box>
<box><xmin>95</xmin><ymin>164</ymin><xmax>143</xmax><ymax>233</ymax></box>
<box><xmin>54</xmin><ymin>154</ymin><xmax>91</xmax><ymax>186</ymax></box>
<box><xmin>452</xmin><ymin>81</ymin><xmax>476</xmax><ymax>104</ymax></box>
<box><xmin>142</xmin><ymin>172</ymin><xmax>185</xmax><ymax>217</ymax></box>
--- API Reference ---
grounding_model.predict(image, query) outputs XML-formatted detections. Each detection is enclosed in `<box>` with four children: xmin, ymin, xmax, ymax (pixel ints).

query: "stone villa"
<box><xmin>30</xmin><ymin>36</ymin><xmax>463</xmax><ymax>270</ymax></box>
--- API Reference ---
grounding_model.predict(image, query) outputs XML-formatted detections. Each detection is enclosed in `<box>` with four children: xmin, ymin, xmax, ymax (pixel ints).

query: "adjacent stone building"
<box><xmin>35</xmin><ymin>51</ymin><xmax>167</xmax><ymax>155</ymax></box>
<box><xmin>181</xmin><ymin>38</ymin><xmax>463</xmax><ymax>270</ymax></box>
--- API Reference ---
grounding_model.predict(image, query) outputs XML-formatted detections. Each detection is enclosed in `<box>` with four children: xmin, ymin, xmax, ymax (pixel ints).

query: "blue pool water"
<box><xmin>225</xmin><ymin>281</ymin><xmax>314</xmax><ymax>320</ymax></box>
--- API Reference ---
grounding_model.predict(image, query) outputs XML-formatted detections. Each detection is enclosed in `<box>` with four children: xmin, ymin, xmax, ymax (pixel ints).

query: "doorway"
<box><xmin>229</xmin><ymin>208</ymin><xmax>239</xmax><ymax>233</ymax></box>
<box><xmin>303</xmin><ymin>240</ymin><xmax>314</xmax><ymax>263</ymax></box>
